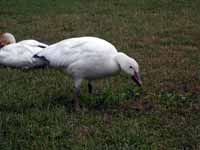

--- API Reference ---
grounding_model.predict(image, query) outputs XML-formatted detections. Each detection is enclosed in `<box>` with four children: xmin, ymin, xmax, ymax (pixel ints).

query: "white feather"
<box><xmin>0</xmin><ymin>40</ymin><xmax>48</xmax><ymax>68</ymax></box>
<box><xmin>18</xmin><ymin>40</ymin><xmax>48</xmax><ymax>48</ymax></box>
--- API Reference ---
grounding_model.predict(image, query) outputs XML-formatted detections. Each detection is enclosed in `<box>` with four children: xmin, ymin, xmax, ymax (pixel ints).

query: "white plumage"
<box><xmin>0</xmin><ymin>33</ymin><xmax>48</xmax><ymax>68</ymax></box>
<box><xmin>35</xmin><ymin>36</ymin><xmax>142</xmax><ymax>110</ymax></box>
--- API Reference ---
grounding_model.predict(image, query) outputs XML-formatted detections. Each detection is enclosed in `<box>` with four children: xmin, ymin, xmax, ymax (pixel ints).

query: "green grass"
<box><xmin>0</xmin><ymin>0</ymin><xmax>200</xmax><ymax>149</ymax></box>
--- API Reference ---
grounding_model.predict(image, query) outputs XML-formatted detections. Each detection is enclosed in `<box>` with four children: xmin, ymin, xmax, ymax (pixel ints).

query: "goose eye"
<box><xmin>129</xmin><ymin>66</ymin><xmax>133</xmax><ymax>69</ymax></box>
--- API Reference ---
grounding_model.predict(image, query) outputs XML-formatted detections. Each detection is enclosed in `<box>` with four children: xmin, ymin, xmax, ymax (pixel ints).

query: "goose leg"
<box><xmin>88</xmin><ymin>81</ymin><xmax>93</xmax><ymax>94</ymax></box>
<box><xmin>74</xmin><ymin>79</ymin><xmax>83</xmax><ymax>111</ymax></box>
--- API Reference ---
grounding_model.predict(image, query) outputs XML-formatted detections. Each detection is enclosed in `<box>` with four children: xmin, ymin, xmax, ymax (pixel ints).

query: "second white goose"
<box><xmin>0</xmin><ymin>32</ymin><xmax>48</xmax><ymax>69</ymax></box>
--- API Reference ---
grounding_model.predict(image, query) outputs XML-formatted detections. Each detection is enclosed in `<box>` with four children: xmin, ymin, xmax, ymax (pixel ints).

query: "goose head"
<box><xmin>0</xmin><ymin>32</ymin><xmax>16</xmax><ymax>48</ymax></box>
<box><xmin>115</xmin><ymin>52</ymin><xmax>142</xmax><ymax>86</ymax></box>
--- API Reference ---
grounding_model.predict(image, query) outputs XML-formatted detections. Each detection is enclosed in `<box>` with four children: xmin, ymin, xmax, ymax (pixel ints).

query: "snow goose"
<box><xmin>0</xmin><ymin>32</ymin><xmax>48</xmax><ymax>69</ymax></box>
<box><xmin>34</xmin><ymin>37</ymin><xmax>142</xmax><ymax>110</ymax></box>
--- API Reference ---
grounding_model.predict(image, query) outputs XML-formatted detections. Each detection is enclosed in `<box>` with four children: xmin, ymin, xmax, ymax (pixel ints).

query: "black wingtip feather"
<box><xmin>38</xmin><ymin>45</ymin><xmax>47</xmax><ymax>48</ymax></box>
<box><xmin>33</xmin><ymin>54</ymin><xmax>40</xmax><ymax>59</ymax></box>
<box><xmin>33</xmin><ymin>55</ymin><xmax>50</xmax><ymax>65</ymax></box>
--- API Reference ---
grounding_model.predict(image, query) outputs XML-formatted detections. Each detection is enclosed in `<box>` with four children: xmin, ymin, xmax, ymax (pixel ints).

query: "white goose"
<box><xmin>34</xmin><ymin>37</ymin><xmax>142</xmax><ymax>110</ymax></box>
<box><xmin>0</xmin><ymin>32</ymin><xmax>48</xmax><ymax>69</ymax></box>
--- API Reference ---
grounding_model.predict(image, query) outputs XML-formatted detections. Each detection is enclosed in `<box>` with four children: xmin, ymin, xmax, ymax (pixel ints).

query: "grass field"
<box><xmin>0</xmin><ymin>0</ymin><xmax>200</xmax><ymax>149</ymax></box>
